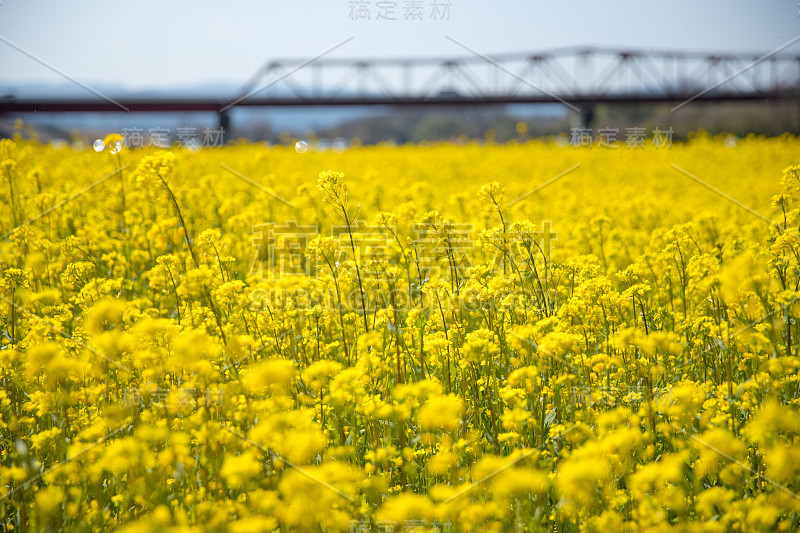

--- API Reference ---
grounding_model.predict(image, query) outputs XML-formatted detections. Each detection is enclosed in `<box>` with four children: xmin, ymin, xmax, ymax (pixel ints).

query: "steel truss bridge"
<box><xmin>2</xmin><ymin>46</ymin><xmax>799</xmax><ymax>129</ymax></box>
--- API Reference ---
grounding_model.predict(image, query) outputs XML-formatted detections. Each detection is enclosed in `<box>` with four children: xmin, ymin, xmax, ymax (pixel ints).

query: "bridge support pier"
<box><xmin>581</xmin><ymin>105</ymin><xmax>594</xmax><ymax>129</ymax></box>
<box><xmin>219</xmin><ymin>111</ymin><xmax>231</xmax><ymax>139</ymax></box>
<box><xmin>570</xmin><ymin>104</ymin><xmax>595</xmax><ymax>131</ymax></box>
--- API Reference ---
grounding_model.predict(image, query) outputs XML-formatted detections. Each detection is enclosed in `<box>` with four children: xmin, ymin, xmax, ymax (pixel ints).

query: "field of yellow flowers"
<box><xmin>1</xmin><ymin>132</ymin><xmax>800</xmax><ymax>532</ymax></box>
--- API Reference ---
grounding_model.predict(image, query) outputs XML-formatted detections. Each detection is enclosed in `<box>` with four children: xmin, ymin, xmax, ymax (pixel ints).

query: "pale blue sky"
<box><xmin>1</xmin><ymin>0</ymin><xmax>798</xmax><ymax>90</ymax></box>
